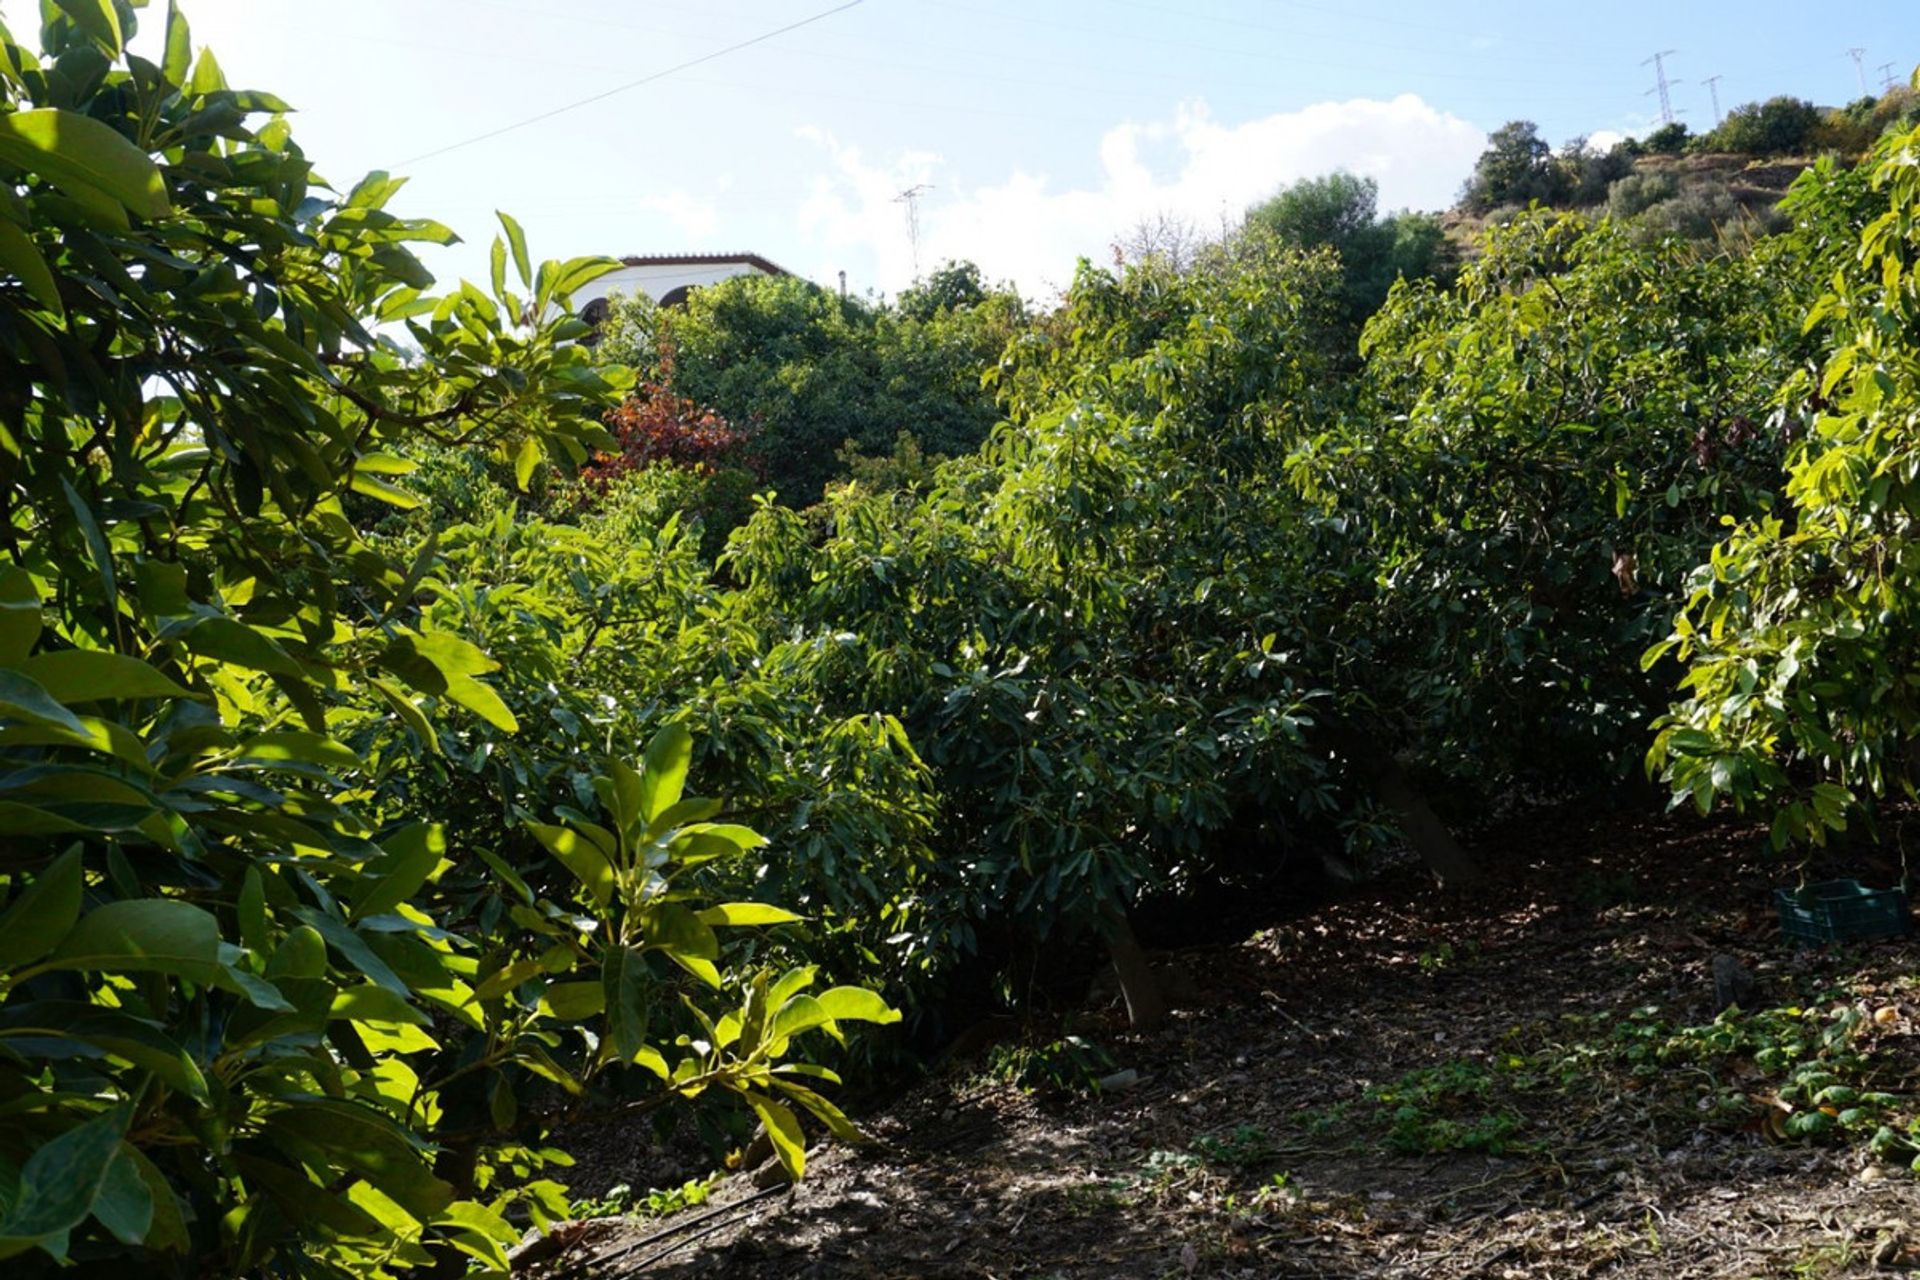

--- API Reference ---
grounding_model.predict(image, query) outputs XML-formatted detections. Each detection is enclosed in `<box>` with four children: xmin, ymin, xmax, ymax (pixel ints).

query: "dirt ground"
<box><xmin>527</xmin><ymin>805</ymin><xmax>1920</xmax><ymax>1280</ymax></box>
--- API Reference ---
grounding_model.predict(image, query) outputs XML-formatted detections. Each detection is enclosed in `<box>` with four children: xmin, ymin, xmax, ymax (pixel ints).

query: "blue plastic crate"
<box><xmin>1775</xmin><ymin>879</ymin><xmax>1911</xmax><ymax>945</ymax></box>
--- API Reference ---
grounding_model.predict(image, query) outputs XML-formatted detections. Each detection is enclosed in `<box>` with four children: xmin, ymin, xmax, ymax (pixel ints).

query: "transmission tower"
<box><xmin>1847</xmin><ymin>47</ymin><xmax>1869</xmax><ymax>97</ymax></box>
<box><xmin>1879</xmin><ymin>61</ymin><xmax>1899</xmax><ymax>92</ymax></box>
<box><xmin>1643</xmin><ymin>50</ymin><xmax>1678</xmax><ymax>126</ymax></box>
<box><xmin>1700</xmin><ymin>74</ymin><xmax>1725</xmax><ymax>126</ymax></box>
<box><xmin>893</xmin><ymin>183</ymin><xmax>932</xmax><ymax>280</ymax></box>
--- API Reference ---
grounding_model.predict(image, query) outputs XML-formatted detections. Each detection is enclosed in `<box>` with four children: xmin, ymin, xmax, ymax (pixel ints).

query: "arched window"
<box><xmin>580</xmin><ymin>297</ymin><xmax>611</xmax><ymax>326</ymax></box>
<box><xmin>656</xmin><ymin>285</ymin><xmax>693</xmax><ymax>309</ymax></box>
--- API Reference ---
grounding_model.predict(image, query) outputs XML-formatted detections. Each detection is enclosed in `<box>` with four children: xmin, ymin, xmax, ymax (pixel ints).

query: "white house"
<box><xmin>573</xmin><ymin>252</ymin><xmax>790</xmax><ymax>323</ymax></box>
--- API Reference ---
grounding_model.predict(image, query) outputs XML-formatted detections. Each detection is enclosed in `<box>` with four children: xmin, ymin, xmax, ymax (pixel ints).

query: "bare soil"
<box><xmin>530</xmin><ymin>805</ymin><xmax>1920</xmax><ymax>1280</ymax></box>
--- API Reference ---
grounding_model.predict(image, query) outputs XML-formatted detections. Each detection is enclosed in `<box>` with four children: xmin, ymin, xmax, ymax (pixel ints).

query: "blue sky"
<box><xmin>20</xmin><ymin>0</ymin><xmax>1918</xmax><ymax>299</ymax></box>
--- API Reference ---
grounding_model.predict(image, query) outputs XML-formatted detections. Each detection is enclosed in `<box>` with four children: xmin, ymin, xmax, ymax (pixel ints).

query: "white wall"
<box><xmin>572</xmin><ymin>261</ymin><xmax>774</xmax><ymax>311</ymax></box>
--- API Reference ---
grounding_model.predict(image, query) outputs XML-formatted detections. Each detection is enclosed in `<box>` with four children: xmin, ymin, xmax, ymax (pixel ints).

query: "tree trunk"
<box><xmin>1101</xmin><ymin>898</ymin><xmax>1167</xmax><ymax>1030</ymax></box>
<box><xmin>1324</xmin><ymin>720</ymin><xmax>1479</xmax><ymax>886</ymax></box>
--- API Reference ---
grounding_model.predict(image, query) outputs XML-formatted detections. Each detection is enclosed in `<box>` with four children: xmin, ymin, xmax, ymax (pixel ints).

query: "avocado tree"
<box><xmin>0</xmin><ymin>6</ymin><xmax>890</xmax><ymax>1274</ymax></box>
<box><xmin>1292</xmin><ymin>210</ymin><xmax>1816</xmax><ymax>820</ymax></box>
<box><xmin>1650</xmin><ymin>118</ymin><xmax>1920</xmax><ymax>846</ymax></box>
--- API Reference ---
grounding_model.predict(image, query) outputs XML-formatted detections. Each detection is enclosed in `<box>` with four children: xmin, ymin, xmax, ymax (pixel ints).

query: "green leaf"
<box><xmin>771</xmin><ymin>1078</ymin><xmax>863</xmax><ymax>1142</ymax></box>
<box><xmin>369</xmin><ymin>677</ymin><xmax>438</xmax><ymax>754</ymax></box>
<box><xmin>0</xmin><ymin>566</ymin><xmax>40</xmax><ymax>665</ymax></box>
<box><xmin>0</xmin><ymin>1003</ymin><xmax>210</xmax><ymax>1100</ymax></box>
<box><xmin>48</xmin><ymin>900</ymin><xmax>221</xmax><ymax>983</ymax></box>
<box><xmin>539</xmin><ymin>980</ymin><xmax>604</xmax><ymax>1020</ymax></box>
<box><xmin>234</xmin><ymin>731</ymin><xmax>360</xmax><ymax>771</ymax></box>
<box><xmin>812</xmin><ymin>987</ymin><xmax>899</xmax><ymax>1025</ymax></box>
<box><xmin>231</xmin><ymin>1154</ymin><xmax>384</xmax><ymax>1237</ymax></box>
<box><xmin>179</xmin><ymin>617</ymin><xmax>304</xmax><ymax>678</ymax></box>
<box><xmin>498</xmin><ymin>210</ymin><xmax>531</xmax><ymax>288</ymax></box>
<box><xmin>89</xmin><ymin>1146</ymin><xmax>153</xmax><ymax>1245</ymax></box>
<box><xmin>0</xmin><ymin>218</ymin><xmax>62</xmax><ymax>317</ymax></box>
<box><xmin>0</xmin><ymin>109</ymin><xmax>169</xmax><ymax>220</ymax></box>
<box><xmin>513</xmin><ymin>435</ymin><xmax>540</xmax><ymax>491</ymax></box>
<box><xmin>16</xmin><ymin>650</ymin><xmax>190</xmax><ymax>703</ymax></box>
<box><xmin>742</xmin><ymin>1091</ymin><xmax>806</xmax><ymax>1181</ymax></box>
<box><xmin>0</xmin><ymin>668</ymin><xmax>90</xmax><ymax>737</ymax></box>
<box><xmin>0</xmin><ymin>847</ymin><xmax>83</xmax><ymax>970</ymax></box>
<box><xmin>0</xmin><ymin>1107</ymin><xmax>126</xmax><ymax>1250</ymax></box>
<box><xmin>639</xmin><ymin>722</ymin><xmax>692</xmax><ymax>826</ymax></box>
<box><xmin>329</xmin><ymin>984</ymin><xmax>429</xmax><ymax>1027</ymax></box>
<box><xmin>349</xmin><ymin>470</ymin><xmax>421</xmax><ymax>509</ymax></box>
<box><xmin>263</xmin><ymin>925</ymin><xmax>327</xmax><ymax>981</ymax></box>
<box><xmin>601</xmin><ymin>943</ymin><xmax>649</xmax><ymax>1064</ymax></box>
<box><xmin>291</xmin><ymin>910</ymin><xmax>407</xmax><ymax>995</ymax></box>
<box><xmin>187</xmin><ymin>44</ymin><xmax>226</xmax><ymax>95</ymax></box>
<box><xmin>352</xmin><ymin>823</ymin><xmax>445</xmax><ymax>918</ymax></box>
<box><xmin>50</xmin><ymin>0</ymin><xmax>121</xmax><ymax>55</ymax></box>
<box><xmin>695</xmin><ymin>902</ymin><xmax>804</xmax><ymax>927</ymax></box>
<box><xmin>124</xmin><ymin>1146</ymin><xmax>187</xmax><ymax>1254</ymax></box>
<box><xmin>262</xmin><ymin>1100</ymin><xmax>454</xmax><ymax>1221</ymax></box>
<box><xmin>161</xmin><ymin>1</ymin><xmax>191</xmax><ymax>86</ymax></box>
<box><xmin>528</xmin><ymin>822</ymin><xmax>613</xmax><ymax>908</ymax></box>
<box><xmin>379</xmin><ymin>632</ymin><xmax>518</xmax><ymax>732</ymax></box>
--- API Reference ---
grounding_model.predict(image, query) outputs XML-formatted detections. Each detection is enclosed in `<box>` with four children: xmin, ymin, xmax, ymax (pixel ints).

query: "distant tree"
<box><xmin>1705</xmin><ymin>96</ymin><xmax>1820</xmax><ymax>155</ymax></box>
<box><xmin>1559</xmin><ymin>135</ymin><xmax>1635</xmax><ymax>206</ymax></box>
<box><xmin>1245</xmin><ymin>173</ymin><xmax>1451</xmax><ymax>329</ymax></box>
<box><xmin>1114</xmin><ymin>209</ymin><xmax>1210</xmax><ymax>272</ymax></box>
<box><xmin>1606</xmin><ymin>171</ymin><xmax>1679</xmax><ymax>221</ymax></box>
<box><xmin>897</xmin><ymin>259</ymin><xmax>991</xmax><ymax>320</ymax></box>
<box><xmin>641</xmin><ymin>273</ymin><xmax>1023</xmax><ymax>503</ymax></box>
<box><xmin>1641</xmin><ymin>121</ymin><xmax>1691</xmax><ymax>155</ymax></box>
<box><xmin>1462</xmin><ymin>120</ymin><xmax>1570</xmax><ymax>210</ymax></box>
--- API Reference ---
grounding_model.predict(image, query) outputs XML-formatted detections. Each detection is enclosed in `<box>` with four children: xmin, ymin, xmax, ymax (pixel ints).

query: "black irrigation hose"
<box><xmin>607</xmin><ymin>1202</ymin><xmax>779</xmax><ymax>1278</ymax></box>
<box><xmin>556</xmin><ymin>1185</ymin><xmax>787</xmax><ymax>1279</ymax></box>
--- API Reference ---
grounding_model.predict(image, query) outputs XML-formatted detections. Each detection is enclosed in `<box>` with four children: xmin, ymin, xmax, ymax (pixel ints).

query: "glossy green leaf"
<box><xmin>161</xmin><ymin>1</ymin><xmax>191</xmax><ymax>85</ymax></box>
<box><xmin>539</xmin><ymin>980</ymin><xmax>603</xmax><ymax>1020</ymax></box>
<box><xmin>601</xmin><ymin>943</ymin><xmax>649</xmax><ymax>1064</ymax></box>
<box><xmin>49</xmin><ymin>0</ymin><xmax>121</xmax><ymax>55</ymax></box>
<box><xmin>638</xmin><ymin>722</ymin><xmax>692</xmax><ymax>825</ymax></box>
<box><xmin>498</xmin><ymin>210</ymin><xmax>531</xmax><ymax>288</ymax></box>
<box><xmin>528</xmin><ymin>822</ymin><xmax>614</xmax><ymax>908</ymax></box>
<box><xmin>0</xmin><ymin>566</ymin><xmax>39</xmax><ymax>665</ymax></box>
<box><xmin>695</xmin><ymin>902</ymin><xmax>804</xmax><ymax>927</ymax></box>
<box><xmin>0</xmin><ymin>1107</ymin><xmax>125</xmax><ymax>1251</ymax></box>
<box><xmin>0</xmin><ymin>846</ymin><xmax>83</xmax><ymax>970</ymax></box>
<box><xmin>262</xmin><ymin>1101</ymin><xmax>454</xmax><ymax>1221</ymax></box>
<box><xmin>352</xmin><ymin>823</ymin><xmax>445</xmax><ymax>918</ymax></box>
<box><xmin>742</xmin><ymin>1091</ymin><xmax>806</xmax><ymax>1181</ymax></box>
<box><xmin>0</xmin><ymin>669</ymin><xmax>90</xmax><ymax>736</ymax></box>
<box><xmin>48</xmin><ymin>900</ymin><xmax>221</xmax><ymax>983</ymax></box>
<box><xmin>0</xmin><ymin>217</ymin><xmax>61</xmax><ymax>317</ymax></box>
<box><xmin>89</xmin><ymin>1146</ymin><xmax>152</xmax><ymax>1245</ymax></box>
<box><xmin>0</xmin><ymin>109</ymin><xmax>168</xmax><ymax>220</ymax></box>
<box><xmin>16</xmin><ymin>650</ymin><xmax>190</xmax><ymax>703</ymax></box>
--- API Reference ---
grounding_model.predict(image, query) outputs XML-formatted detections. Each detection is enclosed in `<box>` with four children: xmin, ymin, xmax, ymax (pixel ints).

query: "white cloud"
<box><xmin>636</xmin><ymin>190</ymin><xmax>721</xmax><ymax>240</ymax></box>
<box><xmin>794</xmin><ymin>95</ymin><xmax>1487</xmax><ymax>300</ymax></box>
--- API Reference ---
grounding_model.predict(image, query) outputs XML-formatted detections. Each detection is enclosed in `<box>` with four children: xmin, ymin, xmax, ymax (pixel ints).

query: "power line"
<box><xmin>1700</xmin><ymin>73</ymin><xmax>1724</xmax><ymax>126</ymax></box>
<box><xmin>1642</xmin><ymin>49</ymin><xmax>1677</xmax><ymax>126</ymax></box>
<box><xmin>392</xmin><ymin>0</ymin><xmax>865</xmax><ymax>167</ymax></box>
<box><xmin>894</xmin><ymin>184</ymin><xmax>933</xmax><ymax>280</ymax></box>
<box><xmin>1847</xmin><ymin>47</ymin><xmax>1869</xmax><ymax>97</ymax></box>
<box><xmin>1879</xmin><ymin>62</ymin><xmax>1899</xmax><ymax>92</ymax></box>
